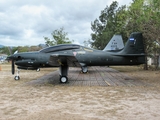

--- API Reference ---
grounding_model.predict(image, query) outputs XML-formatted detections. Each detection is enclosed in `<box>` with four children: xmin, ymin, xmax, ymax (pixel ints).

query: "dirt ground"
<box><xmin>0</xmin><ymin>64</ymin><xmax>160</xmax><ymax>120</ymax></box>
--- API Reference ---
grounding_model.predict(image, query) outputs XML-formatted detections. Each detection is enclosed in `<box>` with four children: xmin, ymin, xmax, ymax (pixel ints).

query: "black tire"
<box><xmin>82</xmin><ymin>66</ymin><xmax>88</xmax><ymax>73</ymax></box>
<box><xmin>60</xmin><ymin>76</ymin><xmax>68</xmax><ymax>83</ymax></box>
<box><xmin>36</xmin><ymin>68</ymin><xmax>40</xmax><ymax>72</ymax></box>
<box><xmin>14</xmin><ymin>76</ymin><xmax>20</xmax><ymax>80</ymax></box>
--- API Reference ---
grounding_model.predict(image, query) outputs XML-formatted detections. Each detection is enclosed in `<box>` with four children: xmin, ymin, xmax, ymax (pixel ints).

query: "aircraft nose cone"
<box><xmin>6</xmin><ymin>55</ymin><xmax>13</xmax><ymax>60</ymax></box>
<box><xmin>6</xmin><ymin>55</ymin><xmax>17</xmax><ymax>60</ymax></box>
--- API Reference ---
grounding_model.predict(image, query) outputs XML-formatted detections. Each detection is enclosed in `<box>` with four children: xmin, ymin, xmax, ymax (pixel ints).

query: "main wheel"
<box><xmin>81</xmin><ymin>66</ymin><xmax>88</xmax><ymax>73</ymax></box>
<box><xmin>60</xmin><ymin>76</ymin><xmax>68</xmax><ymax>83</ymax></box>
<box><xmin>36</xmin><ymin>68</ymin><xmax>40</xmax><ymax>72</ymax></box>
<box><xmin>14</xmin><ymin>76</ymin><xmax>20</xmax><ymax>80</ymax></box>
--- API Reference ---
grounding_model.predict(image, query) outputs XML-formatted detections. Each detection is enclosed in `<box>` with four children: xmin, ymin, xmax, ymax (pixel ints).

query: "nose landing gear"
<box><xmin>14</xmin><ymin>76</ymin><xmax>20</xmax><ymax>80</ymax></box>
<box><xmin>14</xmin><ymin>69</ymin><xmax>20</xmax><ymax>80</ymax></box>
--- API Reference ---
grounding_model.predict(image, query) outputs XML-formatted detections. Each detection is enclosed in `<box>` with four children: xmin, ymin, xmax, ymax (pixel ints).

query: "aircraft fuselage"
<box><xmin>13</xmin><ymin>46</ymin><xmax>144</xmax><ymax>70</ymax></box>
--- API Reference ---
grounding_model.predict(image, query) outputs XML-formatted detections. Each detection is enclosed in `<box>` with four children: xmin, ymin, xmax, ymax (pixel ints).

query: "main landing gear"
<box><xmin>81</xmin><ymin>66</ymin><xmax>88</xmax><ymax>73</ymax></box>
<box><xmin>59</xmin><ymin>66</ymin><xmax>88</xmax><ymax>83</ymax></box>
<box><xmin>59</xmin><ymin>65</ymin><xmax>68</xmax><ymax>83</ymax></box>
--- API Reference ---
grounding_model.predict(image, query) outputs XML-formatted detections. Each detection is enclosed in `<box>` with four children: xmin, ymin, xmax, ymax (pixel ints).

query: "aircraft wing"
<box><xmin>49</xmin><ymin>54</ymin><xmax>81</xmax><ymax>67</ymax></box>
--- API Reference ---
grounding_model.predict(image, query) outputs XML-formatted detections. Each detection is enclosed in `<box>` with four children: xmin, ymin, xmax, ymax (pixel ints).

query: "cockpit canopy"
<box><xmin>39</xmin><ymin>44</ymin><xmax>80</xmax><ymax>53</ymax></box>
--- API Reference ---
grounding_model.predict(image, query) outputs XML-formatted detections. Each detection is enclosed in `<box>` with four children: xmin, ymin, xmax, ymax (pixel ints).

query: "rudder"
<box><xmin>120</xmin><ymin>32</ymin><xmax>145</xmax><ymax>55</ymax></box>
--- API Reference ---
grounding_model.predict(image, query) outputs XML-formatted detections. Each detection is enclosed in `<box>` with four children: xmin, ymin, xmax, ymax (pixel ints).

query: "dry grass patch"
<box><xmin>111</xmin><ymin>66</ymin><xmax>160</xmax><ymax>87</ymax></box>
<box><xmin>0</xmin><ymin>64</ymin><xmax>160</xmax><ymax>120</ymax></box>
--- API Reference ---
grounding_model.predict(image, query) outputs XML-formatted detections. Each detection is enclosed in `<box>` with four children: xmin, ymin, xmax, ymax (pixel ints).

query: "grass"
<box><xmin>111</xmin><ymin>65</ymin><xmax>160</xmax><ymax>87</ymax></box>
<box><xmin>111</xmin><ymin>65</ymin><xmax>143</xmax><ymax>72</ymax></box>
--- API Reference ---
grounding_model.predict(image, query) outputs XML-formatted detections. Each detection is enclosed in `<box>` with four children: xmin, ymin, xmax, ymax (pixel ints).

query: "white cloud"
<box><xmin>0</xmin><ymin>0</ymin><xmax>132</xmax><ymax>46</ymax></box>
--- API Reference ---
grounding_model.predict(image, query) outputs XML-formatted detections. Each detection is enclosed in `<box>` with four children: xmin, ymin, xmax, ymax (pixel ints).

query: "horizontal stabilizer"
<box><xmin>112</xmin><ymin>53</ymin><xmax>145</xmax><ymax>57</ymax></box>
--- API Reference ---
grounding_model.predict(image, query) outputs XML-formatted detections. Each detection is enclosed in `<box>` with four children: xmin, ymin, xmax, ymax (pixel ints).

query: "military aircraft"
<box><xmin>7</xmin><ymin>32</ymin><xmax>145</xmax><ymax>83</ymax></box>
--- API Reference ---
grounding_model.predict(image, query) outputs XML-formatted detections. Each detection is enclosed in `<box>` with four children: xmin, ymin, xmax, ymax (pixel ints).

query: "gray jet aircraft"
<box><xmin>7</xmin><ymin>32</ymin><xmax>145</xmax><ymax>83</ymax></box>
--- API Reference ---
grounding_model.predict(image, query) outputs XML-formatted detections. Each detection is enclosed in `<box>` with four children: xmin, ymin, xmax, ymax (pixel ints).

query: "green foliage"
<box><xmin>15</xmin><ymin>46</ymin><xmax>42</xmax><ymax>53</ymax></box>
<box><xmin>0</xmin><ymin>46</ymin><xmax>42</xmax><ymax>55</ymax></box>
<box><xmin>0</xmin><ymin>47</ymin><xmax>10</xmax><ymax>55</ymax></box>
<box><xmin>44</xmin><ymin>27</ymin><xmax>72</xmax><ymax>46</ymax></box>
<box><xmin>91</xmin><ymin>1</ymin><xmax>128</xmax><ymax>49</ymax></box>
<box><xmin>126</xmin><ymin>0</ymin><xmax>160</xmax><ymax>69</ymax></box>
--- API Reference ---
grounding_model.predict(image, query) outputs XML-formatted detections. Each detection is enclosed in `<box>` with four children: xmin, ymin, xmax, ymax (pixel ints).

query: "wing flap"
<box><xmin>49</xmin><ymin>54</ymin><xmax>81</xmax><ymax>67</ymax></box>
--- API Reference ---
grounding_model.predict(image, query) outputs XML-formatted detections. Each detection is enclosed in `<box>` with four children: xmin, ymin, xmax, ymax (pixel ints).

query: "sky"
<box><xmin>0</xmin><ymin>0</ymin><xmax>132</xmax><ymax>46</ymax></box>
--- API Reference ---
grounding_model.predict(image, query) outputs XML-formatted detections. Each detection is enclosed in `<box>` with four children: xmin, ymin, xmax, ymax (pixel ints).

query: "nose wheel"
<box><xmin>14</xmin><ymin>76</ymin><xmax>20</xmax><ymax>80</ymax></box>
<box><xmin>14</xmin><ymin>68</ymin><xmax>20</xmax><ymax>80</ymax></box>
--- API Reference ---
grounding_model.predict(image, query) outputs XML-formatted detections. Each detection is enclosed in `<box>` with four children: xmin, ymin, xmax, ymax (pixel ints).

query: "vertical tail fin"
<box><xmin>103</xmin><ymin>35</ymin><xmax>124</xmax><ymax>51</ymax></box>
<box><xmin>120</xmin><ymin>32</ymin><xmax>145</xmax><ymax>55</ymax></box>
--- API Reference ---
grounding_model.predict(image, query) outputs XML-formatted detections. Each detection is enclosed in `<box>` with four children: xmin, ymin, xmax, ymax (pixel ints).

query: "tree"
<box><xmin>44</xmin><ymin>27</ymin><xmax>72</xmax><ymax>46</ymax></box>
<box><xmin>0</xmin><ymin>47</ymin><xmax>10</xmax><ymax>55</ymax></box>
<box><xmin>126</xmin><ymin>0</ymin><xmax>160</xmax><ymax>70</ymax></box>
<box><xmin>91</xmin><ymin>1</ymin><xmax>128</xmax><ymax>49</ymax></box>
<box><xmin>147</xmin><ymin>0</ymin><xmax>160</xmax><ymax>69</ymax></box>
